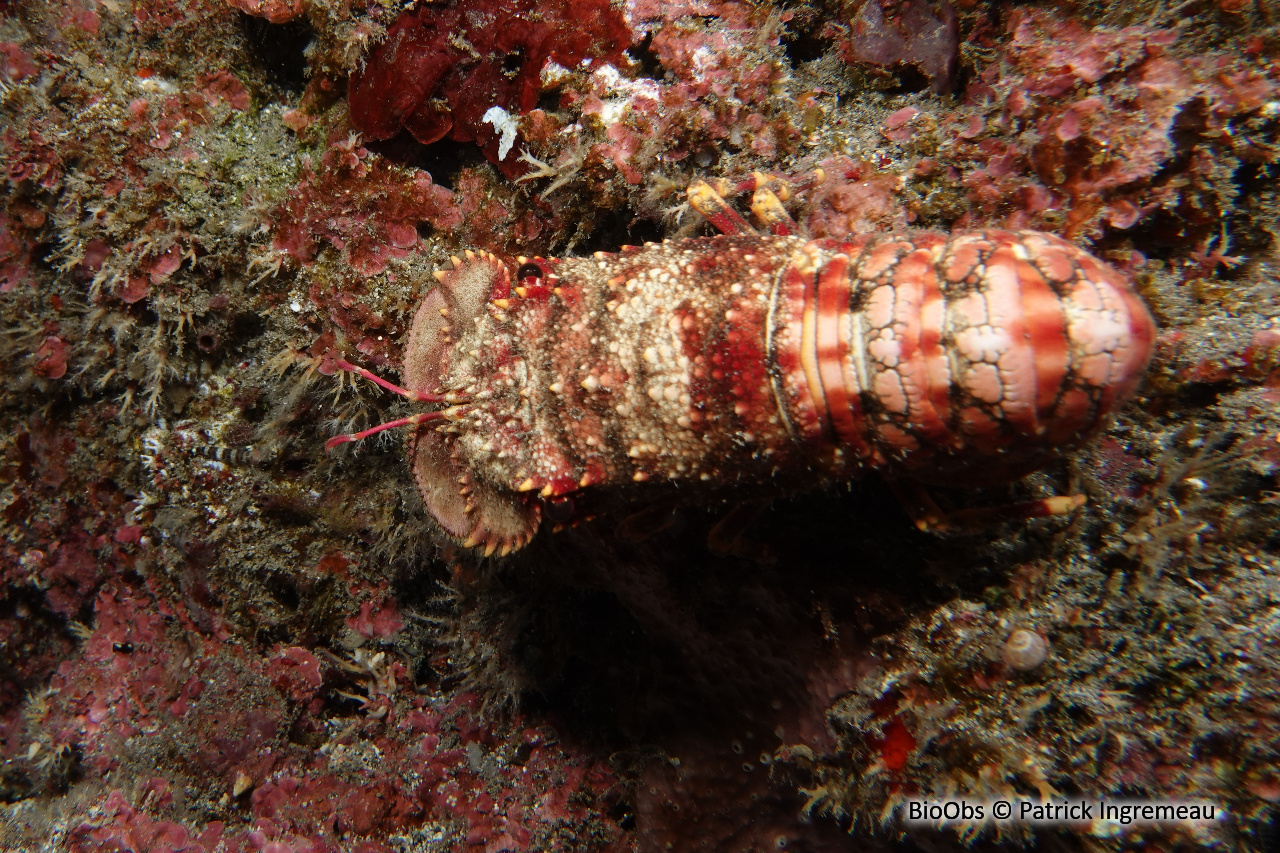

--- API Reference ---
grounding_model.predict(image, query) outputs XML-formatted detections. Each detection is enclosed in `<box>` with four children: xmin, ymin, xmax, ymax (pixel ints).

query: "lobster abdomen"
<box><xmin>771</xmin><ymin>229</ymin><xmax>1154</xmax><ymax>484</ymax></box>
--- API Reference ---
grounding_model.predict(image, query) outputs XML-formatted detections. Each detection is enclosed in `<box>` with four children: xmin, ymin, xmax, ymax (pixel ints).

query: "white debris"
<box><xmin>541</xmin><ymin>61</ymin><xmax>570</xmax><ymax>88</ymax></box>
<box><xmin>482</xmin><ymin>106</ymin><xmax>520</xmax><ymax>161</ymax></box>
<box><xmin>589</xmin><ymin>64</ymin><xmax>660</xmax><ymax>126</ymax></box>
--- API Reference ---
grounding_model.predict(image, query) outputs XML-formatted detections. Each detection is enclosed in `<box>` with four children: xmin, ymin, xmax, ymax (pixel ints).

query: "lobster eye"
<box><xmin>544</xmin><ymin>495</ymin><xmax>575</xmax><ymax>523</ymax></box>
<box><xmin>516</xmin><ymin>262</ymin><xmax>543</xmax><ymax>281</ymax></box>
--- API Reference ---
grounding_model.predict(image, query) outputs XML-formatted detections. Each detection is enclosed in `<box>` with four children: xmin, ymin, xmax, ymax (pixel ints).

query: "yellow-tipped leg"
<box><xmin>751</xmin><ymin>187</ymin><xmax>797</xmax><ymax>236</ymax></box>
<box><xmin>687</xmin><ymin>179</ymin><xmax>757</xmax><ymax>237</ymax></box>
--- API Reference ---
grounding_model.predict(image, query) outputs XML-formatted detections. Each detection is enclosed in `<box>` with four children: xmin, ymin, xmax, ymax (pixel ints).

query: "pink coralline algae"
<box><xmin>951</xmin><ymin>8</ymin><xmax>1280</xmax><ymax>236</ymax></box>
<box><xmin>344</xmin><ymin>588</ymin><xmax>405</xmax><ymax>640</ymax></box>
<box><xmin>802</xmin><ymin>157</ymin><xmax>911</xmax><ymax>237</ymax></box>
<box><xmin>829</xmin><ymin>0</ymin><xmax>959</xmax><ymax>93</ymax></box>
<box><xmin>0</xmin><ymin>41</ymin><xmax>39</xmax><ymax>82</ymax></box>
<box><xmin>348</xmin><ymin>0</ymin><xmax>631</xmax><ymax>173</ymax></box>
<box><xmin>31</xmin><ymin>335</ymin><xmax>69</xmax><ymax>379</ymax></box>
<box><xmin>587</xmin><ymin>1</ymin><xmax>795</xmax><ymax>172</ymax></box>
<box><xmin>644</xmin><ymin>6</ymin><xmax>789</xmax><ymax>153</ymax></box>
<box><xmin>0</xmin><ymin>410</ymin><xmax>634</xmax><ymax>849</ymax></box>
<box><xmin>38</xmin><ymin>579</ymin><xmax>633</xmax><ymax>852</ymax></box>
<box><xmin>272</xmin><ymin>132</ymin><xmax>462</xmax><ymax>277</ymax></box>
<box><xmin>2</xmin><ymin>126</ymin><xmax>62</xmax><ymax>189</ymax></box>
<box><xmin>0</xmin><ymin>212</ymin><xmax>36</xmax><ymax>292</ymax></box>
<box><xmin>223</xmin><ymin>0</ymin><xmax>302</xmax><ymax>24</ymax></box>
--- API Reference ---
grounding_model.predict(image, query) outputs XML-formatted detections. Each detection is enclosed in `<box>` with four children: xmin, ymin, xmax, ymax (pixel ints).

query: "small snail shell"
<box><xmin>1002</xmin><ymin>628</ymin><xmax>1049</xmax><ymax>671</ymax></box>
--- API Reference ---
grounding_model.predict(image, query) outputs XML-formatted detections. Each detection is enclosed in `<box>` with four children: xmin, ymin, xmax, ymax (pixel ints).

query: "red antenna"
<box><xmin>323</xmin><ymin>357</ymin><xmax>469</xmax><ymax>452</ymax></box>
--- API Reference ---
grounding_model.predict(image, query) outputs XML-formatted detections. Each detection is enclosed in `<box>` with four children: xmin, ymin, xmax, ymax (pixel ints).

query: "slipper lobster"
<box><xmin>326</xmin><ymin>178</ymin><xmax>1156</xmax><ymax>556</ymax></box>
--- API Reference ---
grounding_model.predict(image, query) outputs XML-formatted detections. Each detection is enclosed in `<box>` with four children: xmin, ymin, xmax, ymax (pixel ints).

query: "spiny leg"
<box><xmin>742</xmin><ymin>168</ymin><xmax>824</xmax><ymax>198</ymax></box>
<box><xmin>687</xmin><ymin>179</ymin><xmax>758</xmax><ymax>237</ymax></box>
<box><xmin>687</xmin><ymin>172</ymin><xmax>806</xmax><ymax>237</ymax></box>
<box><xmin>943</xmin><ymin>494</ymin><xmax>1087</xmax><ymax>529</ymax></box>
<box><xmin>749</xmin><ymin>186</ymin><xmax>796</xmax><ymax>236</ymax></box>
<box><xmin>887</xmin><ymin>479</ymin><xmax>1086</xmax><ymax>532</ymax></box>
<box><xmin>742</xmin><ymin>170</ymin><xmax>798</xmax><ymax>236</ymax></box>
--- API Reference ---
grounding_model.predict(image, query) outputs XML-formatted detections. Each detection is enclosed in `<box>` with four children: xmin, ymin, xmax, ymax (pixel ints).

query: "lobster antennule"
<box><xmin>330</xmin><ymin>356</ymin><xmax>453</xmax><ymax>403</ymax></box>
<box><xmin>325</xmin><ymin>406</ymin><xmax>472</xmax><ymax>453</ymax></box>
<box><xmin>323</xmin><ymin>355</ymin><xmax>473</xmax><ymax>452</ymax></box>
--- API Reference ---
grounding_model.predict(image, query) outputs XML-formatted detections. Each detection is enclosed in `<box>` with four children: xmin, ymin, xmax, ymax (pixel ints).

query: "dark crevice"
<box><xmin>1120</xmin><ymin>201</ymin><xmax>1198</xmax><ymax>263</ymax></box>
<box><xmin>264</xmin><ymin>572</ymin><xmax>302</xmax><ymax>610</ymax></box>
<box><xmin>501</xmin><ymin>48</ymin><xmax>523</xmax><ymax>76</ymax></box>
<box><xmin>1169</xmin><ymin>97</ymin><xmax>1211</xmax><ymax>150</ymax></box>
<box><xmin>625</xmin><ymin>31</ymin><xmax>664</xmax><ymax>79</ymax></box>
<box><xmin>575</xmin><ymin>208</ymin><xmax>666</xmax><ymax>256</ymax></box>
<box><xmin>259</xmin><ymin>500</ymin><xmax>313</xmax><ymax>526</ymax></box>
<box><xmin>1257</xmin><ymin>807</ymin><xmax>1280</xmax><ymax>853</ymax></box>
<box><xmin>781</xmin><ymin>3</ymin><xmax>835</xmax><ymax>65</ymax></box>
<box><xmin>460</xmin><ymin>479</ymin><xmax>1003</xmax><ymax>748</ymax></box>
<box><xmin>239</xmin><ymin>13</ymin><xmax>312</xmax><ymax>95</ymax></box>
<box><xmin>255</xmin><ymin>623</ymin><xmax>294</xmax><ymax>646</ymax></box>
<box><xmin>881</xmin><ymin>62</ymin><xmax>933</xmax><ymax>95</ymax></box>
<box><xmin>366</xmin><ymin>133</ymin><xmax>487</xmax><ymax>189</ymax></box>
<box><xmin>1230</xmin><ymin>161</ymin><xmax>1278</xmax><ymax>260</ymax></box>
<box><xmin>228</xmin><ymin>311</ymin><xmax>268</xmax><ymax>349</ymax></box>
<box><xmin>535</xmin><ymin>89</ymin><xmax>563</xmax><ymax>112</ymax></box>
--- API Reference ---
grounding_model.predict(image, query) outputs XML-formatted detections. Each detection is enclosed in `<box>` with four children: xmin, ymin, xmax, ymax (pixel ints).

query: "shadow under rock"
<box><xmin>445</xmin><ymin>480</ymin><xmax>1006</xmax><ymax>851</ymax></box>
